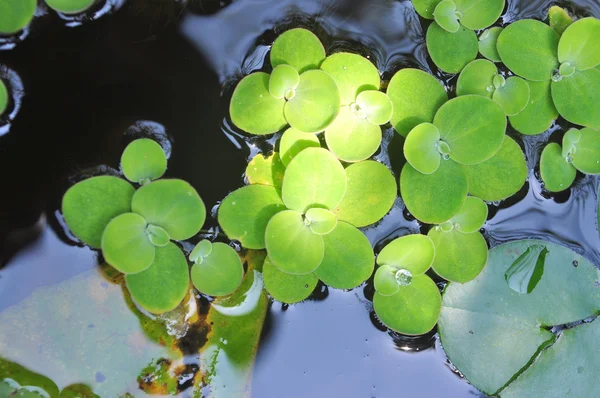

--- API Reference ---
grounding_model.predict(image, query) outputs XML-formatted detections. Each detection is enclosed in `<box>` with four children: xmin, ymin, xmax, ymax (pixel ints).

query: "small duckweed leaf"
<box><xmin>270</xmin><ymin>28</ymin><xmax>326</xmax><ymax>73</ymax></box>
<box><xmin>131</xmin><ymin>179</ymin><xmax>206</xmax><ymax>241</ymax></box>
<box><xmin>320</xmin><ymin>52</ymin><xmax>380</xmax><ymax>105</ymax></box>
<box><xmin>269</xmin><ymin>64</ymin><xmax>300</xmax><ymax>99</ymax></box>
<box><xmin>426</xmin><ymin>23</ymin><xmax>478</xmax><ymax>74</ymax></box>
<box><xmin>324</xmin><ymin>106</ymin><xmax>382</xmax><ymax>163</ymax></box>
<box><xmin>262</xmin><ymin>256</ymin><xmax>318</xmax><ymax>304</ymax></box>
<box><xmin>62</xmin><ymin>175</ymin><xmax>135</xmax><ymax>248</ymax></box>
<box><xmin>540</xmin><ymin>143</ymin><xmax>577</xmax><ymax>192</ymax></box>
<box><xmin>374</xmin><ymin>265</ymin><xmax>400</xmax><ymax>296</ymax></box>
<box><xmin>332</xmin><ymin>160</ymin><xmax>396</xmax><ymax>227</ymax></box>
<box><xmin>558</xmin><ymin>18</ymin><xmax>600</xmax><ymax>71</ymax></box>
<box><xmin>497</xmin><ymin>19</ymin><xmax>559</xmax><ymax>81</ymax></box>
<box><xmin>404</xmin><ymin>122</ymin><xmax>442</xmax><ymax>175</ymax></box>
<box><xmin>245</xmin><ymin>152</ymin><xmax>285</xmax><ymax>189</ymax></box>
<box><xmin>279</xmin><ymin>127</ymin><xmax>320</xmax><ymax>166</ymax></box>
<box><xmin>387</xmin><ymin>68</ymin><xmax>448</xmax><ymax>137</ymax></box>
<box><xmin>355</xmin><ymin>90</ymin><xmax>393</xmax><ymax>125</ymax></box>
<box><xmin>429</xmin><ymin>228</ymin><xmax>488</xmax><ymax>283</ymax></box>
<box><xmin>284</xmin><ymin>70</ymin><xmax>341</xmax><ymax>133</ymax></box>
<box><xmin>120</xmin><ymin>139</ymin><xmax>167</xmax><ymax>184</ymax></box>
<box><xmin>465</xmin><ymin>136</ymin><xmax>527</xmax><ymax>201</ymax></box>
<box><xmin>433</xmin><ymin>0</ymin><xmax>460</xmax><ymax>33</ymax></box>
<box><xmin>505</xmin><ymin>244</ymin><xmax>548</xmax><ymax>295</ymax></box>
<box><xmin>377</xmin><ymin>234</ymin><xmax>436</xmax><ymax>276</ymax></box>
<box><xmin>0</xmin><ymin>0</ymin><xmax>36</xmax><ymax>34</ymax></box>
<box><xmin>374</xmin><ymin>275</ymin><xmax>442</xmax><ymax>335</ymax></box>
<box><xmin>125</xmin><ymin>242</ymin><xmax>189</xmax><ymax>314</ymax></box>
<box><xmin>509</xmin><ymin>80</ymin><xmax>558</xmax><ymax>135</ymax></box>
<box><xmin>0</xmin><ymin>79</ymin><xmax>8</xmax><ymax>115</ymax></box>
<box><xmin>454</xmin><ymin>0</ymin><xmax>505</xmax><ymax>31</ymax></box>
<box><xmin>282</xmin><ymin>147</ymin><xmax>346</xmax><ymax>213</ymax></box>
<box><xmin>305</xmin><ymin>208</ymin><xmax>338</xmax><ymax>236</ymax></box>
<box><xmin>45</xmin><ymin>0</ymin><xmax>95</xmax><ymax>14</ymax></box>
<box><xmin>479</xmin><ymin>27</ymin><xmax>503</xmax><ymax>62</ymax></box>
<box><xmin>218</xmin><ymin>185</ymin><xmax>285</xmax><ymax>249</ymax></box>
<box><xmin>189</xmin><ymin>239</ymin><xmax>213</xmax><ymax>263</ymax></box>
<box><xmin>451</xmin><ymin>196</ymin><xmax>488</xmax><ymax>234</ymax></box>
<box><xmin>400</xmin><ymin>160</ymin><xmax>468</xmax><ymax>224</ymax></box>
<box><xmin>313</xmin><ymin>221</ymin><xmax>374</xmax><ymax>289</ymax></box>
<box><xmin>549</xmin><ymin>6</ymin><xmax>573</xmax><ymax>36</ymax></box>
<box><xmin>264</xmin><ymin>210</ymin><xmax>324</xmax><ymax>275</ymax></box>
<box><xmin>569</xmin><ymin>128</ymin><xmax>600</xmax><ymax>175</ymax></box>
<box><xmin>412</xmin><ymin>0</ymin><xmax>441</xmax><ymax>19</ymax></box>
<box><xmin>456</xmin><ymin>59</ymin><xmax>497</xmax><ymax>98</ymax></box>
<box><xmin>493</xmin><ymin>76</ymin><xmax>530</xmax><ymax>116</ymax></box>
<box><xmin>101</xmin><ymin>213</ymin><xmax>155</xmax><ymax>274</ymax></box>
<box><xmin>551</xmin><ymin>68</ymin><xmax>600</xmax><ymax>129</ymax></box>
<box><xmin>435</xmin><ymin>96</ymin><xmax>506</xmax><ymax>165</ymax></box>
<box><xmin>230</xmin><ymin>72</ymin><xmax>287</xmax><ymax>135</ymax></box>
<box><xmin>562</xmin><ymin>128</ymin><xmax>582</xmax><ymax>159</ymax></box>
<box><xmin>191</xmin><ymin>243</ymin><xmax>244</xmax><ymax>296</ymax></box>
<box><xmin>146</xmin><ymin>224</ymin><xmax>170</xmax><ymax>247</ymax></box>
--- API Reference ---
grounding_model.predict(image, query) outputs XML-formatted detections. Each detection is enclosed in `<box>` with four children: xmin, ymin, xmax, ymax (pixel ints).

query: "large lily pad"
<box><xmin>270</xmin><ymin>28</ymin><xmax>326</xmax><ymax>73</ymax></box>
<box><xmin>0</xmin><ymin>0</ymin><xmax>36</xmax><ymax>34</ymax></box>
<box><xmin>509</xmin><ymin>80</ymin><xmax>558</xmax><ymax>135</ymax></box>
<box><xmin>426</xmin><ymin>23</ymin><xmax>478</xmax><ymax>74</ymax></box>
<box><xmin>320</xmin><ymin>52</ymin><xmax>380</xmax><ymax>105</ymax></box>
<box><xmin>262</xmin><ymin>256</ymin><xmax>318</xmax><ymax>303</ymax></box>
<box><xmin>551</xmin><ymin>67</ymin><xmax>600</xmax><ymax>129</ymax></box>
<box><xmin>557</xmin><ymin>18</ymin><xmax>600</xmax><ymax>71</ymax></box>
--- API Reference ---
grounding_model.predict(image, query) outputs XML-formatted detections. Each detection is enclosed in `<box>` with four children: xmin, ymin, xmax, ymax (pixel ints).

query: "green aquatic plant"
<box><xmin>0</xmin><ymin>78</ymin><xmax>8</xmax><ymax>116</ymax></box>
<box><xmin>44</xmin><ymin>0</ymin><xmax>96</xmax><ymax>14</ymax></box>
<box><xmin>478</xmin><ymin>27</ymin><xmax>503</xmax><ymax>62</ymax></box>
<box><xmin>0</xmin><ymin>0</ymin><xmax>36</xmax><ymax>35</ymax></box>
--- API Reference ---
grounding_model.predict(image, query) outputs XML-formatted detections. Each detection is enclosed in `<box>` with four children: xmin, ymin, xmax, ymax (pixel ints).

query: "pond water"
<box><xmin>1</xmin><ymin>0</ymin><xmax>599</xmax><ymax>397</ymax></box>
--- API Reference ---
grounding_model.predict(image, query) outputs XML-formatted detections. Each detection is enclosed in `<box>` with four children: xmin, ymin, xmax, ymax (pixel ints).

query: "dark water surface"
<box><xmin>1</xmin><ymin>0</ymin><xmax>599</xmax><ymax>397</ymax></box>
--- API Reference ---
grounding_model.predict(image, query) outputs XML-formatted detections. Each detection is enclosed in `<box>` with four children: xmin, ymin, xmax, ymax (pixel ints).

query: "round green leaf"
<box><xmin>146</xmin><ymin>224</ymin><xmax>170</xmax><ymax>247</ymax></box>
<box><xmin>548</xmin><ymin>6</ymin><xmax>573</xmax><ymax>36</ymax></box>
<box><xmin>509</xmin><ymin>80</ymin><xmax>558</xmax><ymax>135</ymax></box>
<box><xmin>320</xmin><ymin>52</ymin><xmax>380</xmax><ymax>105</ymax></box>
<box><xmin>387</xmin><ymin>68</ymin><xmax>448</xmax><ymax>137</ymax></box>
<box><xmin>558</xmin><ymin>18</ymin><xmax>600</xmax><ymax>71</ymax></box>
<box><xmin>305</xmin><ymin>208</ymin><xmax>337</xmax><ymax>236</ymax></box>
<box><xmin>497</xmin><ymin>19</ymin><xmax>560</xmax><ymax>81</ymax></box>
<box><xmin>131</xmin><ymin>179</ymin><xmax>206</xmax><ymax>241</ymax></box>
<box><xmin>264</xmin><ymin>210</ymin><xmax>324</xmax><ymax>275</ymax></box>
<box><xmin>355</xmin><ymin>90</ymin><xmax>392</xmax><ymax>125</ymax></box>
<box><xmin>569</xmin><ymin>128</ymin><xmax>600</xmax><ymax>174</ymax></box>
<box><xmin>120</xmin><ymin>138</ymin><xmax>167</xmax><ymax>184</ymax></box>
<box><xmin>262</xmin><ymin>256</ymin><xmax>318</xmax><ymax>304</ymax></box>
<box><xmin>324</xmin><ymin>106</ymin><xmax>382</xmax><ymax>163</ymax></box>
<box><xmin>218</xmin><ymin>184</ymin><xmax>285</xmax><ymax>249</ymax></box>
<box><xmin>400</xmin><ymin>160</ymin><xmax>468</xmax><ymax>224</ymax></box>
<box><xmin>479</xmin><ymin>27</ymin><xmax>503</xmax><ymax>62</ymax></box>
<box><xmin>426</xmin><ymin>23</ymin><xmax>478</xmax><ymax>74</ymax></box>
<box><xmin>464</xmin><ymin>136</ymin><xmax>527</xmax><ymax>201</ymax></box>
<box><xmin>279</xmin><ymin>127</ymin><xmax>320</xmax><ymax>167</ymax></box>
<box><xmin>540</xmin><ymin>143</ymin><xmax>576</xmax><ymax>193</ymax></box>
<box><xmin>456</xmin><ymin>59</ymin><xmax>497</xmax><ymax>98</ymax></box>
<box><xmin>332</xmin><ymin>160</ymin><xmax>396</xmax><ymax>227</ymax></box>
<box><xmin>313</xmin><ymin>221</ymin><xmax>374</xmax><ymax>289</ymax></box>
<box><xmin>450</xmin><ymin>196</ymin><xmax>488</xmax><ymax>234</ymax></box>
<box><xmin>101</xmin><ymin>213</ymin><xmax>155</xmax><ymax>274</ymax></box>
<box><xmin>0</xmin><ymin>0</ymin><xmax>36</xmax><ymax>34</ymax></box>
<box><xmin>412</xmin><ymin>0</ymin><xmax>441</xmax><ymax>19</ymax></box>
<box><xmin>434</xmin><ymin>95</ymin><xmax>506</xmax><ymax>165</ymax></box>
<box><xmin>493</xmin><ymin>76</ymin><xmax>530</xmax><ymax>116</ymax></box>
<box><xmin>282</xmin><ymin>147</ymin><xmax>346</xmax><ymax>213</ymax></box>
<box><xmin>373</xmin><ymin>275</ymin><xmax>442</xmax><ymax>335</ymax></box>
<box><xmin>189</xmin><ymin>239</ymin><xmax>212</xmax><ymax>263</ymax></box>
<box><xmin>454</xmin><ymin>0</ymin><xmax>505</xmax><ymax>31</ymax></box>
<box><xmin>44</xmin><ymin>0</ymin><xmax>95</xmax><ymax>14</ymax></box>
<box><xmin>270</xmin><ymin>28</ymin><xmax>326</xmax><ymax>73</ymax></box>
<box><xmin>404</xmin><ymin>123</ymin><xmax>442</xmax><ymax>175</ymax></box>
<box><xmin>245</xmin><ymin>152</ymin><xmax>285</xmax><ymax>189</ymax></box>
<box><xmin>0</xmin><ymin>79</ymin><xmax>8</xmax><ymax>116</ymax></box>
<box><xmin>230</xmin><ymin>72</ymin><xmax>286</xmax><ymax>135</ymax></box>
<box><xmin>433</xmin><ymin>0</ymin><xmax>460</xmax><ymax>33</ymax></box>
<box><xmin>125</xmin><ymin>242</ymin><xmax>190</xmax><ymax>314</ymax></box>
<box><xmin>284</xmin><ymin>70</ymin><xmax>341</xmax><ymax>133</ymax></box>
<box><xmin>374</xmin><ymin>265</ymin><xmax>400</xmax><ymax>296</ymax></box>
<box><xmin>551</xmin><ymin>68</ymin><xmax>600</xmax><ymax>129</ymax></box>
<box><xmin>268</xmin><ymin>64</ymin><xmax>300</xmax><ymax>99</ymax></box>
<box><xmin>376</xmin><ymin>234</ymin><xmax>436</xmax><ymax>276</ymax></box>
<box><xmin>191</xmin><ymin>242</ymin><xmax>244</xmax><ymax>297</ymax></box>
<box><xmin>62</xmin><ymin>176</ymin><xmax>135</xmax><ymax>248</ymax></box>
<box><xmin>429</xmin><ymin>228</ymin><xmax>487</xmax><ymax>283</ymax></box>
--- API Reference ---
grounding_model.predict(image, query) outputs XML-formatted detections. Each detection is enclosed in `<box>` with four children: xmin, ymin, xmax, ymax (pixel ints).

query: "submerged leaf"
<box><xmin>320</xmin><ymin>52</ymin><xmax>380</xmax><ymax>105</ymax></box>
<box><xmin>325</xmin><ymin>106</ymin><xmax>382</xmax><ymax>162</ymax></box>
<box><xmin>558</xmin><ymin>18</ymin><xmax>600</xmax><ymax>71</ymax></box>
<box><xmin>270</xmin><ymin>28</ymin><xmax>326</xmax><ymax>73</ymax></box>
<box><xmin>478</xmin><ymin>27</ymin><xmax>503</xmax><ymax>62</ymax></box>
<box><xmin>426</xmin><ymin>23</ymin><xmax>479</xmax><ymax>74</ymax></box>
<box><xmin>509</xmin><ymin>80</ymin><xmax>558</xmax><ymax>135</ymax></box>
<box><xmin>120</xmin><ymin>139</ymin><xmax>167</xmax><ymax>184</ymax></box>
<box><xmin>191</xmin><ymin>242</ymin><xmax>244</xmax><ymax>297</ymax></box>
<box><xmin>278</xmin><ymin>127</ymin><xmax>320</xmax><ymax>166</ymax></box>
<box><xmin>505</xmin><ymin>244</ymin><xmax>548</xmax><ymax>294</ymax></box>
<box><xmin>551</xmin><ymin>68</ymin><xmax>600</xmax><ymax>129</ymax></box>
<box><xmin>0</xmin><ymin>0</ymin><xmax>36</xmax><ymax>34</ymax></box>
<box><xmin>262</xmin><ymin>256</ymin><xmax>318</xmax><ymax>303</ymax></box>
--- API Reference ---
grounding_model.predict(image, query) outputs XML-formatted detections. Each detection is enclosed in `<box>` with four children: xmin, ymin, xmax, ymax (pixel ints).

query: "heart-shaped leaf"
<box><xmin>404</xmin><ymin>122</ymin><xmax>442</xmax><ymax>175</ymax></box>
<box><xmin>478</xmin><ymin>27</ymin><xmax>503</xmax><ymax>62</ymax></box>
<box><xmin>269</xmin><ymin>64</ymin><xmax>300</xmax><ymax>99</ymax></box>
<box><xmin>558</xmin><ymin>18</ymin><xmax>600</xmax><ymax>71</ymax></box>
<box><xmin>324</xmin><ymin>106</ymin><xmax>382</xmax><ymax>162</ymax></box>
<box><xmin>320</xmin><ymin>52</ymin><xmax>380</xmax><ymax>105</ymax></box>
<box><xmin>45</xmin><ymin>0</ymin><xmax>95</xmax><ymax>14</ymax></box>
<box><xmin>376</xmin><ymin>234</ymin><xmax>436</xmax><ymax>276</ymax></box>
<box><xmin>493</xmin><ymin>76</ymin><xmax>530</xmax><ymax>116</ymax></box>
<box><xmin>427</xmin><ymin>23</ymin><xmax>479</xmax><ymax>74</ymax></box>
<box><xmin>190</xmin><ymin>242</ymin><xmax>244</xmax><ymax>297</ymax></box>
<box><xmin>0</xmin><ymin>0</ymin><xmax>36</xmax><ymax>34</ymax></box>
<box><xmin>279</xmin><ymin>127</ymin><xmax>320</xmax><ymax>166</ymax></box>
<box><xmin>120</xmin><ymin>139</ymin><xmax>167</xmax><ymax>184</ymax></box>
<box><xmin>433</xmin><ymin>0</ymin><xmax>460</xmax><ymax>33</ymax></box>
<box><xmin>540</xmin><ymin>142</ymin><xmax>577</xmax><ymax>192</ymax></box>
<box><xmin>262</xmin><ymin>256</ymin><xmax>318</xmax><ymax>303</ymax></box>
<box><xmin>450</xmin><ymin>196</ymin><xmax>488</xmax><ymax>234</ymax></box>
<box><xmin>551</xmin><ymin>67</ymin><xmax>600</xmax><ymax>129</ymax></box>
<box><xmin>428</xmin><ymin>228</ymin><xmax>488</xmax><ymax>283</ymax></box>
<box><xmin>565</xmin><ymin>128</ymin><xmax>600</xmax><ymax>175</ymax></box>
<box><xmin>355</xmin><ymin>90</ymin><xmax>393</xmax><ymax>125</ymax></box>
<box><xmin>270</xmin><ymin>28</ymin><xmax>326</xmax><ymax>73</ymax></box>
<box><xmin>509</xmin><ymin>80</ymin><xmax>558</xmax><ymax>135</ymax></box>
<box><xmin>456</xmin><ymin>59</ymin><xmax>497</xmax><ymax>98</ymax></box>
<box><xmin>245</xmin><ymin>152</ymin><xmax>285</xmax><ymax>189</ymax></box>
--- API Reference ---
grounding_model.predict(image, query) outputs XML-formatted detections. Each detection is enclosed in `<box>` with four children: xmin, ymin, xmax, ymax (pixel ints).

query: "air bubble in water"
<box><xmin>395</xmin><ymin>269</ymin><xmax>412</xmax><ymax>286</ymax></box>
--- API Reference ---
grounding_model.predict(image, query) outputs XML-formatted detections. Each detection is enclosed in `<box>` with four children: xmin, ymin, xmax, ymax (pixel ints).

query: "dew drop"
<box><xmin>442</xmin><ymin>153</ymin><xmax>450</xmax><ymax>160</ymax></box>
<box><xmin>565</xmin><ymin>155</ymin><xmax>573</xmax><ymax>164</ymax></box>
<box><xmin>395</xmin><ymin>269</ymin><xmax>413</xmax><ymax>286</ymax></box>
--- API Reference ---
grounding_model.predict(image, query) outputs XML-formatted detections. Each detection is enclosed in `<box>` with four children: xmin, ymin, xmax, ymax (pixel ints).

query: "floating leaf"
<box><xmin>456</xmin><ymin>59</ymin><xmax>497</xmax><ymax>98</ymax></box>
<box><xmin>229</xmin><ymin>72</ymin><xmax>287</xmax><ymax>135</ymax></box>
<box><xmin>189</xmin><ymin>239</ymin><xmax>213</xmax><ymax>262</ymax></box>
<box><xmin>245</xmin><ymin>152</ymin><xmax>285</xmax><ymax>188</ymax></box>
<box><xmin>313</xmin><ymin>221</ymin><xmax>374</xmax><ymax>289</ymax></box>
<box><xmin>278</xmin><ymin>127</ymin><xmax>320</xmax><ymax>166</ymax></box>
<box><xmin>131</xmin><ymin>179</ymin><xmax>206</xmax><ymax>241</ymax></box>
<box><xmin>262</xmin><ymin>256</ymin><xmax>318</xmax><ymax>303</ymax></box>
<box><xmin>44</xmin><ymin>0</ymin><xmax>95</xmax><ymax>14</ymax></box>
<box><xmin>558</xmin><ymin>18</ymin><xmax>600</xmax><ymax>71</ymax></box>
<box><xmin>125</xmin><ymin>242</ymin><xmax>190</xmax><ymax>314</ymax></box>
<box><xmin>270</xmin><ymin>28</ymin><xmax>326</xmax><ymax>73</ymax></box>
<box><xmin>428</xmin><ymin>228</ymin><xmax>487</xmax><ymax>283</ymax></box>
<box><xmin>450</xmin><ymin>196</ymin><xmax>488</xmax><ymax>234</ymax></box>
<box><xmin>387</xmin><ymin>68</ymin><xmax>448</xmax><ymax>137</ymax></box>
<box><xmin>548</xmin><ymin>6</ymin><xmax>573</xmax><ymax>36</ymax></box>
<box><xmin>497</xmin><ymin>19</ymin><xmax>559</xmax><ymax>81</ymax></box>
<box><xmin>373</xmin><ymin>275</ymin><xmax>442</xmax><ymax>335</ymax></box>
<box><xmin>478</xmin><ymin>27</ymin><xmax>503</xmax><ymax>62</ymax></box>
<box><xmin>505</xmin><ymin>244</ymin><xmax>548</xmax><ymax>294</ymax></box>
<box><xmin>567</xmin><ymin>128</ymin><xmax>600</xmax><ymax>174</ymax></box>
<box><xmin>540</xmin><ymin>142</ymin><xmax>577</xmax><ymax>192</ymax></box>
<box><xmin>332</xmin><ymin>160</ymin><xmax>396</xmax><ymax>227</ymax></box>
<box><xmin>426</xmin><ymin>23</ymin><xmax>478</xmax><ymax>74</ymax></box>
<box><xmin>551</xmin><ymin>68</ymin><xmax>600</xmax><ymax>129</ymax></box>
<box><xmin>281</xmin><ymin>147</ymin><xmax>346</xmax><ymax>213</ymax></box>
<box><xmin>305</xmin><ymin>208</ymin><xmax>338</xmax><ymax>235</ymax></box>
<box><xmin>269</xmin><ymin>64</ymin><xmax>300</xmax><ymax>99</ymax></box>
<box><xmin>404</xmin><ymin>123</ymin><xmax>442</xmax><ymax>175</ymax></box>
<box><xmin>120</xmin><ymin>139</ymin><xmax>167</xmax><ymax>184</ymax></box>
<box><xmin>377</xmin><ymin>234</ymin><xmax>436</xmax><ymax>276</ymax></box>
<box><xmin>191</xmin><ymin>242</ymin><xmax>244</xmax><ymax>297</ymax></box>
<box><xmin>320</xmin><ymin>52</ymin><xmax>380</xmax><ymax>105</ymax></box>
<box><xmin>0</xmin><ymin>0</ymin><xmax>36</xmax><ymax>34</ymax></box>
<box><xmin>0</xmin><ymin>79</ymin><xmax>8</xmax><ymax>116</ymax></box>
<box><xmin>438</xmin><ymin>240</ymin><xmax>600</xmax><ymax>395</ymax></box>
<box><xmin>464</xmin><ymin>136</ymin><xmax>527</xmax><ymax>201</ymax></box>
<box><xmin>218</xmin><ymin>185</ymin><xmax>285</xmax><ymax>249</ymax></box>
<box><xmin>324</xmin><ymin>106</ymin><xmax>382</xmax><ymax>162</ymax></box>
<box><xmin>355</xmin><ymin>90</ymin><xmax>393</xmax><ymax>125</ymax></box>
<box><xmin>264</xmin><ymin>210</ymin><xmax>324</xmax><ymax>275</ymax></box>
<box><xmin>455</xmin><ymin>0</ymin><xmax>505</xmax><ymax>31</ymax></box>
<box><xmin>374</xmin><ymin>265</ymin><xmax>400</xmax><ymax>296</ymax></box>
<box><xmin>493</xmin><ymin>76</ymin><xmax>530</xmax><ymax>116</ymax></box>
<box><xmin>146</xmin><ymin>224</ymin><xmax>170</xmax><ymax>247</ymax></box>
<box><xmin>433</xmin><ymin>0</ymin><xmax>460</xmax><ymax>33</ymax></box>
<box><xmin>412</xmin><ymin>0</ymin><xmax>441</xmax><ymax>19</ymax></box>
<box><xmin>62</xmin><ymin>176</ymin><xmax>135</xmax><ymax>248</ymax></box>
<box><xmin>509</xmin><ymin>80</ymin><xmax>558</xmax><ymax>135</ymax></box>
<box><xmin>400</xmin><ymin>160</ymin><xmax>468</xmax><ymax>224</ymax></box>
<box><xmin>101</xmin><ymin>213</ymin><xmax>155</xmax><ymax>274</ymax></box>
